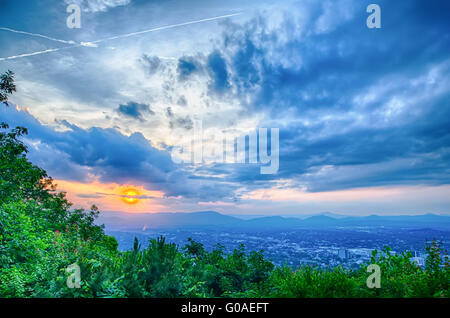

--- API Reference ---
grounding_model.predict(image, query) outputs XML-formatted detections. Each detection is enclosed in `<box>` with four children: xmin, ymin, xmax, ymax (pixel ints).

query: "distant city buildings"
<box><xmin>108</xmin><ymin>228</ymin><xmax>443</xmax><ymax>270</ymax></box>
<box><xmin>410</xmin><ymin>251</ymin><xmax>426</xmax><ymax>267</ymax></box>
<box><xmin>338</xmin><ymin>249</ymin><xmax>350</xmax><ymax>260</ymax></box>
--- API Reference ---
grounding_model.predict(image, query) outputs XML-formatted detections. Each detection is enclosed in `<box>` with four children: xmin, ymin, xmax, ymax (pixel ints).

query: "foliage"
<box><xmin>0</xmin><ymin>71</ymin><xmax>449</xmax><ymax>298</ymax></box>
<box><xmin>0</xmin><ymin>70</ymin><xmax>16</xmax><ymax>105</ymax></box>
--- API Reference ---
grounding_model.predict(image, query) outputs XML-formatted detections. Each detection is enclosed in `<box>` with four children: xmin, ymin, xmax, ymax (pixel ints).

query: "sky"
<box><xmin>1</xmin><ymin>0</ymin><xmax>450</xmax><ymax>216</ymax></box>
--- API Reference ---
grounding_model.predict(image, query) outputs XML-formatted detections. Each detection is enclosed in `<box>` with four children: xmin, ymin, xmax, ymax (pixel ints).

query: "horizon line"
<box><xmin>98</xmin><ymin>210</ymin><xmax>450</xmax><ymax>217</ymax></box>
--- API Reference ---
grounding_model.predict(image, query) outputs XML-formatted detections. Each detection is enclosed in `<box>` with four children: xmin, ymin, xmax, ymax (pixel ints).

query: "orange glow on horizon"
<box><xmin>53</xmin><ymin>179</ymin><xmax>166</xmax><ymax>212</ymax></box>
<box><xmin>242</xmin><ymin>184</ymin><xmax>450</xmax><ymax>203</ymax></box>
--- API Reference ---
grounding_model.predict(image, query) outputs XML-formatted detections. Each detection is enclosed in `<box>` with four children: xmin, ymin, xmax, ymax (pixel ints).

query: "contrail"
<box><xmin>0</xmin><ymin>48</ymin><xmax>64</xmax><ymax>61</ymax></box>
<box><xmin>0</xmin><ymin>12</ymin><xmax>242</xmax><ymax>61</ymax></box>
<box><xmin>87</xmin><ymin>12</ymin><xmax>242</xmax><ymax>45</ymax></box>
<box><xmin>0</xmin><ymin>27</ymin><xmax>76</xmax><ymax>45</ymax></box>
<box><xmin>0</xmin><ymin>45</ymin><xmax>81</xmax><ymax>61</ymax></box>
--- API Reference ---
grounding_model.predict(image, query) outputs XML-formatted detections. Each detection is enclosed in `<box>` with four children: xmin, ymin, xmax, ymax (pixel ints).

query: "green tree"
<box><xmin>1</xmin><ymin>70</ymin><xmax>16</xmax><ymax>105</ymax></box>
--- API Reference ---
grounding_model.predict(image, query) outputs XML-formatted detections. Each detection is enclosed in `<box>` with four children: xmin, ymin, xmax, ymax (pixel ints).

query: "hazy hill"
<box><xmin>97</xmin><ymin>211</ymin><xmax>241</xmax><ymax>230</ymax></box>
<box><xmin>97</xmin><ymin>211</ymin><xmax>450</xmax><ymax>231</ymax></box>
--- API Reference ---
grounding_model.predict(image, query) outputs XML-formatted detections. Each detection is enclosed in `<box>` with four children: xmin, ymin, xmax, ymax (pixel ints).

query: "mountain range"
<box><xmin>97</xmin><ymin>211</ymin><xmax>450</xmax><ymax>231</ymax></box>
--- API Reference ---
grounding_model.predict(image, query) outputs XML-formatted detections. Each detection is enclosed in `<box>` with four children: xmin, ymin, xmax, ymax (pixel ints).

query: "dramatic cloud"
<box><xmin>169</xmin><ymin>0</ymin><xmax>450</xmax><ymax>193</ymax></box>
<box><xmin>1</xmin><ymin>105</ymin><xmax>172</xmax><ymax>185</ymax></box>
<box><xmin>1</xmin><ymin>104</ymin><xmax>241</xmax><ymax>203</ymax></box>
<box><xmin>207</xmin><ymin>51</ymin><xmax>230</xmax><ymax>95</ymax></box>
<box><xmin>117</xmin><ymin>101</ymin><xmax>154</xmax><ymax>120</ymax></box>
<box><xmin>177</xmin><ymin>56</ymin><xmax>202</xmax><ymax>81</ymax></box>
<box><xmin>141</xmin><ymin>55</ymin><xmax>163</xmax><ymax>75</ymax></box>
<box><xmin>1</xmin><ymin>0</ymin><xmax>450</xmax><ymax>214</ymax></box>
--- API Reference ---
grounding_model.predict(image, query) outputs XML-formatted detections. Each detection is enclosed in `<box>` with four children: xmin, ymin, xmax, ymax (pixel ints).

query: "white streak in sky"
<box><xmin>0</xmin><ymin>12</ymin><xmax>242</xmax><ymax>61</ymax></box>
<box><xmin>0</xmin><ymin>27</ymin><xmax>76</xmax><ymax>45</ymax></box>
<box><xmin>0</xmin><ymin>46</ymin><xmax>82</xmax><ymax>61</ymax></box>
<box><xmin>0</xmin><ymin>48</ymin><xmax>63</xmax><ymax>61</ymax></box>
<box><xmin>88</xmin><ymin>12</ymin><xmax>243</xmax><ymax>44</ymax></box>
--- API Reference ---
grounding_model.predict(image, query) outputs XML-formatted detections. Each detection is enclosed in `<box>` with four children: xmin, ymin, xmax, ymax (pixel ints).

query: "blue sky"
<box><xmin>1</xmin><ymin>0</ymin><xmax>450</xmax><ymax>215</ymax></box>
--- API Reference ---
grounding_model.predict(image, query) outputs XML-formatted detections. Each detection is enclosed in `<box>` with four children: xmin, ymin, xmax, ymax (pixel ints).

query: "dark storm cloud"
<box><xmin>177</xmin><ymin>56</ymin><xmax>202</xmax><ymax>81</ymax></box>
<box><xmin>172</xmin><ymin>0</ymin><xmax>450</xmax><ymax>192</ymax></box>
<box><xmin>1</xmin><ymin>104</ymin><xmax>172</xmax><ymax>183</ymax></box>
<box><xmin>140</xmin><ymin>55</ymin><xmax>163</xmax><ymax>75</ymax></box>
<box><xmin>207</xmin><ymin>51</ymin><xmax>230</xmax><ymax>95</ymax></box>
<box><xmin>1</xmin><ymin>104</ymin><xmax>237</xmax><ymax>200</ymax></box>
<box><xmin>175</xmin><ymin>50</ymin><xmax>230</xmax><ymax>94</ymax></box>
<box><xmin>218</xmin><ymin>1</ymin><xmax>450</xmax><ymax>115</ymax></box>
<box><xmin>116</xmin><ymin>101</ymin><xmax>154</xmax><ymax>120</ymax></box>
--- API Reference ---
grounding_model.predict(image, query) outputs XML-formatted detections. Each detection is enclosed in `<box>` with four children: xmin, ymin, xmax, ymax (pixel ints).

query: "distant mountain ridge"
<box><xmin>98</xmin><ymin>211</ymin><xmax>240</xmax><ymax>230</ymax></box>
<box><xmin>97</xmin><ymin>211</ymin><xmax>450</xmax><ymax>231</ymax></box>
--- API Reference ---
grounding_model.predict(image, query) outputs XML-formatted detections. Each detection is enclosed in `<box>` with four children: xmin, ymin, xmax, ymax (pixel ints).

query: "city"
<box><xmin>108</xmin><ymin>226</ymin><xmax>443</xmax><ymax>269</ymax></box>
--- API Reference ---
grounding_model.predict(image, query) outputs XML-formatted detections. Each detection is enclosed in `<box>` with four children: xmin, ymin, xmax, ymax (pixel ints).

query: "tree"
<box><xmin>1</xmin><ymin>70</ymin><xmax>16</xmax><ymax>105</ymax></box>
<box><xmin>0</xmin><ymin>70</ymin><xmax>118</xmax><ymax>297</ymax></box>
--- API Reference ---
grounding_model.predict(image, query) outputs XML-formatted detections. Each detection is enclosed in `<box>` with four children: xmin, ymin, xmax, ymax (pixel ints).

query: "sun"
<box><xmin>121</xmin><ymin>188</ymin><xmax>141</xmax><ymax>205</ymax></box>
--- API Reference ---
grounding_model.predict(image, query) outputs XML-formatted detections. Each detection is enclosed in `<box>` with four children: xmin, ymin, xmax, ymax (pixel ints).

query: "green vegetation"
<box><xmin>0</xmin><ymin>71</ymin><xmax>449</xmax><ymax>298</ymax></box>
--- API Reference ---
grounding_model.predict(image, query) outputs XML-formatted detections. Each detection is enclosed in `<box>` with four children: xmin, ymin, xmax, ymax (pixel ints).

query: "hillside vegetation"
<box><xmin>1</xmin><ymin>71</ymin><xmax>449</xmax><ymax>298</ymax></box>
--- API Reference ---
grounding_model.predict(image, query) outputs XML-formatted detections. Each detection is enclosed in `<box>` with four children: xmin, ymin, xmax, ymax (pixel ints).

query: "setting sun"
<box><xmin>121</xmin><ymin>188</ymin><xmax>141</xmax><ymax>205</ymax></box>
